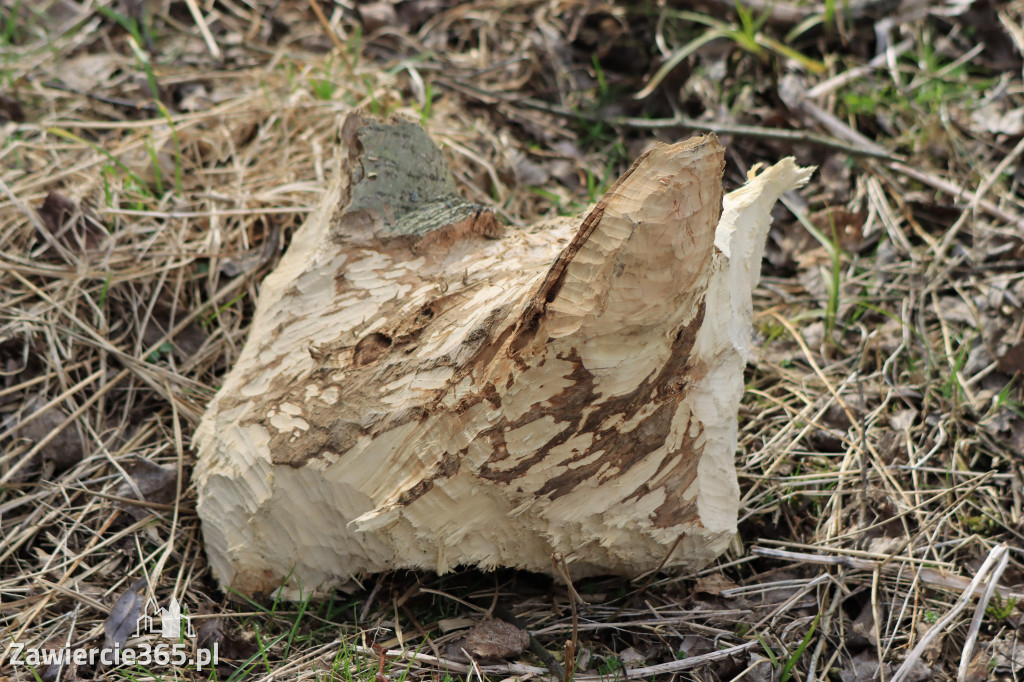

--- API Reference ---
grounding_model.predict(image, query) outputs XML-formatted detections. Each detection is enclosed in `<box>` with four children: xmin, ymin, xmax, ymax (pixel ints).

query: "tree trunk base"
<box><xmin>194</xmin><ymin>113</ymin><xmax>813</xmax><ymax>597</ymax></box>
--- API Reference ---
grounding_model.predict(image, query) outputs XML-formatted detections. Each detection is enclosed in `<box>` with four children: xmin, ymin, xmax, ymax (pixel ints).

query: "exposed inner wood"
<box><xmin>194</xmin><ymin>113</ymin><xmax>813</xmax><ymax>597</ymax></box>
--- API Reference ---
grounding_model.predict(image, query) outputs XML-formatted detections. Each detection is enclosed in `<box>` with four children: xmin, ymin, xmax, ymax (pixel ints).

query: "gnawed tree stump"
<box><xmin>194</xmin><ymin>113</ymin><xmax>812</xmax><ymax>597</ymax></box>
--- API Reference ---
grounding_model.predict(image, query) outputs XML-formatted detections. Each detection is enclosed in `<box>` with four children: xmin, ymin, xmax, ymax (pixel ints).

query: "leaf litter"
<box><xmin>1</xmin><ymin>0</ymin><xmax>1024</xmax><ymax>679</ymax></box>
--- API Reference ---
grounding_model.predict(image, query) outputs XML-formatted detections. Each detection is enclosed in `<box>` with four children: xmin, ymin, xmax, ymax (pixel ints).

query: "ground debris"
<box><xmin>1</xmin><ymin>0</ymin><xmax>1022</xmax><ymax>680</ymax></box>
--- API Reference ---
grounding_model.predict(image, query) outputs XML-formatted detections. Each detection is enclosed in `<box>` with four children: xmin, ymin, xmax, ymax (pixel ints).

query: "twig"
<box><xmin>532</xmin><ymin>615</ymin><xmax>748</xmax><ymax>636</ymax></box>
<box><xmin>563</xmin><ymin>639</ymin><xmax>575</xmax><ymax>682</ymax></box>
<box><xmin>806</xmin><ymin>39</ymin><xmax>914</xmax><ymax>98</ymax></box>
<box><xmin>751</xmin><ymin>546</ymin><xmax>1024</xmax><ymax>602</ymax></box>
<box><xmin>788</xmin><ymin>93</ymin><xmax>1024</xmax><ymax>229</ymax></box>
<box><xmin>750</xmin><ymin>573</ymin><xmax>832</xmax><ymax>632</ymax></box>
<box><xmin>444</xmin><ymin>78</ymin><xmax>897</xmax><ymax>160</ymax></box>
<box><xmin>806</xmin><ymin>581</ymin><xmax>843</xmax><ymax>681</ymax></box>
<box><xmin>400</xmin><ymin>604</ymin><xmax>442</xmax><ymax>659</ymax></box>
<box><xmin>98</xmin><ymin>206</ymin><xmax>316</xmax><ymax>218</ymax></box>
<box><xmin>872</xmin><ymin>567</ymin><xmax>885</xmax><ymax>682</ymax></box>
<box><xmin>957</xmin><ymin>547</ymin><xmax>1011</xmax><ymax>682</ymax></box>
<box><xmin>631</xmin><ymin>532</ymin><xmax>685</xmax><ymax>592</ymax></box>
<box><xmin>307</xmin><ymin>0</ymin><xmax>354</xmax><ymax>78</ymax></box>
<box><xmin>573</xmin><ymin>641</ymin><xmax>759</xmax><ymax>679</ymax></box>
<box><xmin>700</xmin><ymin>0</ymin><xmax>903</xmax><ymax>28</ymax></box>
<box><xmin>418</xmin><ymin>588</ymin><xmax>491</xmax><ymax>614</ymax></box>
<box><xmin>255</xmin><ymin>639</ymin><xmax>344</xmax><ymax>682</ymax></box>
<box><xmin>357</xmin><ymin>640</ymin><xmax>759</xmax><ymax>680</ymax></box>
<box><xmin>924</xmin><ymin>133</ymin><xmax>1024</xmax><ymax>290</ymax></box>
<box><xmin>889</xmin><ymin>544</ymin><xmax>1009</xmax><ymax>682</ymax></box>
<box><xmin>0</xmin><ymin>510</ymin><xmax>121</xmax><ymax>656</ymax></box>
<box><xmin>550</xmin><ymin>553</ymin><xmax>586</xmax><ymax>651</ymax></box>
<box><xmin>550</xmin><ymin>553</ymin><xmax>583</xmax><ymax>680</ymax></box>
<box><xmin>183</xmin><ymin>0</ymin><xmax>221</xmax><ymax>59</ymax></box>
<box><xmin>38</xmin><ymin>78</ymin><xmax>161</xmax><ymax>113</ymax></box>
<box><xmin>358</xmin><ymin>579</ymin><xmax>383</xmax><ymax>623</ymax></box>
<box><xmin>356</xmin><ymin>644</ymin><xmax>548</xmax><ymax>676</ymax></box>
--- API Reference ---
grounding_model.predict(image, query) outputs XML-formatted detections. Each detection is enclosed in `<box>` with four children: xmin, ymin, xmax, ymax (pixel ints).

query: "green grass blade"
<box><xmin>47</xmin><ymin>127</ymin><xmax>151</xmax><ymax>193</ymax></box>
<box><xmin>781</xmin><ymin>612</ymin><xmax>819</xmax><ymax>681</ymax></box>
<box><xmin>635</xmin><ymin>28</ymin><xmax>726</xmax><ymax>99</ymax></box>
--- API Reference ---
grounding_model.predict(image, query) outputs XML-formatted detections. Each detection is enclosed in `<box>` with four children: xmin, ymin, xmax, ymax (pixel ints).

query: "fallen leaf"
<box><xmin>971</xmin><ymin>102</ymin><xmax>1024</xmax><ymax>135</ymax></box>
<box><xmin>395</xmin><ymin>0</ymin><xmax>450</xmax><ymax>32</ymax></box>
<box><xmin>452</xmin><ymin>618</ymin><xmax>529</xmax><ymax>661</ymax></box>
<box><xmin>37</xmin><ymin>191</ymin><xmax>106</xmax><ymax>252</ymax></box>
<box><xmin>35</xmin><ymin>637</ymin><xmax>75</xmax><ymax>681</ymax></box>
<box><xmin>358</xmin><ymin>2</ymin><xmax>399</xmax><ymax>34</ymax></box>
<box><xmin>219</xmin><ymin>226</ymin><xmax>280</xmax><ymax>278</ymax></box>
<box><xmin>115</xmin><ymin>458</ymin><xmax>177</xmax><ymax>519</ymax></box>
<box><xmin>845</xmin><ymin>601</ymin><xmax>879</xmax><ymax>649</ymax></box>
<box><xmin>0</xmin><ymin>93</ymin><xmax>25</xmax><ymax>123</ymax></box>
<box><xmin>961</xmin><ymin>646</ymin><xmax>991</xmax><ymax>682</ymax></box>
<box><xmin>6</xmin><ymin>399</ymin><xmax>84</xmax><ymax>482</ymax></box>
<box><xmin>38</xmin><ymin>191</ymin><xmax>76</xmax><ymax>235</ymax></box>
<box><xmin>197</xmin><ymin>614</ymin><xmax>257</xmax><ymax>662</ymax></box>
<box><xmin>196</xmin><ymin>616</ymin><xmax>223</xmax><ymax>651</ymax></box>
<box><xmin>694</xmin><ymin>574</ymin><xmax>739</xmax><ymax>596</ymax></box>
<box><xmin>997</xmin><ymin>340</ymin><xmax>1024</xmax><ymax>373</ymax></box>
<box><xmin>815</xmin><ymin>154</ymin><xmax>854</xmax><ymax>205</ymax></box>
<box><xmin>888</xmin><ymin>409</ymin><xmax>918</xmax><ymax>432</ymax></box>
<box><xmin>618</xmin><ymin>647</ymin><xmax>644</xmax><ymax>669</ymax></box>
<box><xmin>140</xmin><ymin>303</ymin><xmax>208</xmax><ymax>361</ymax></box>
<box><xmin>936</xmin><ymin>297</ymin><xmax>976</xmax><ymax>325</ymax></box>
<box><xmin>744</xmin><ymin>653</ymin><xmax>774</xmax><ymax>682</ymax></box>
<box><xmin>984</xmin><ymin>632</ymin><xmax>1023</xmax><ymax>676</ymax></box>
<box><xmin>104</xmin><ymin>578</ymin><xmax>147</xmax><ymax>650</ymax></box>
<box><xmin>840</xmin><ymin>649</ymin><xmax>893</xmax><ymax>682</ymax></box>
<box><xmin>59</xmin><ymin>53</ymin><xmax>127</xmax><ymax>93</ymax></box>
<box><xmin>511</xmin><ymin>152</ymin><xmax>552</xmax><ymax>187</ymax></box>
<box><xmin>808</xmin><ymin>207</ymin><xmax>868</xmax><ymax>253</ymax></box>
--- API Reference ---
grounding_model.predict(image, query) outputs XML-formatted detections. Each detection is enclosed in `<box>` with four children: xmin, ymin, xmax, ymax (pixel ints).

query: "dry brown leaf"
<box><xmin>695</xmin><ymin>574</ymin><xmax>739</xmax><ymax>596</ymax></box>
<box><xmin>103</xmin><ymin>578</ymin><xmax>147</xmax><ymax>651</ymax></box>
<box><xmin>997</xmin><ymin>340</ymin><xmax>1024</xmax><ymax>374</ymax></box>
<box><xmin>454</xmin><ymin>619</ymin><xmax>529</xmax><ymax>661</ymax></box>
<box><xmin>5</xmin><ymin>399</ymin><xmax>84</xmax><ymax>482</ymax></box>
<box><xmin>115</xmin><ymin>458</ymin><xmax>177</xmax><ymax>519</ymax></box>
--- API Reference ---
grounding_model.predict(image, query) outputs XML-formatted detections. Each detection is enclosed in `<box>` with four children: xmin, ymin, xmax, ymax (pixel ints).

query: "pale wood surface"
<box><xmin>194</xmin><ymin>113</ymin><xmax>812</xmax><ymax>596</ymax></box>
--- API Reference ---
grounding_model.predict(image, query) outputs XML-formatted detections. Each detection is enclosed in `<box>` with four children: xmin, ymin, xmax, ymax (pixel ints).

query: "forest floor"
<box><xmin>3</xmin><ymin>0</ymin><xmax>1024</xmax><ymax>680</ymax></box>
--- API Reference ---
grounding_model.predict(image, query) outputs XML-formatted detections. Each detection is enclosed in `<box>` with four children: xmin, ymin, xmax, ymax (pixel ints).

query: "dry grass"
<box><xmin>2</xmin><ymin>0</ymin><xmax>1024</xmax><ymax>680</ymax></box>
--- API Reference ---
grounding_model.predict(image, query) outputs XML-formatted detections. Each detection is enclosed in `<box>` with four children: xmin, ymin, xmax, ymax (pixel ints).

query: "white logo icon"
<box><xmin>133</xmin><ymin>597</ymin><xmax>196</xmax><ymax>641</ymax></box>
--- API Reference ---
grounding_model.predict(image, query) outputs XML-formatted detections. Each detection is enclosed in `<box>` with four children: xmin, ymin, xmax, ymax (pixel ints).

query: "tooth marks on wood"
<box><xmin>194</xmin><ymin>112</ymin><xmax>814</xmax><ymax>596</ymax></box>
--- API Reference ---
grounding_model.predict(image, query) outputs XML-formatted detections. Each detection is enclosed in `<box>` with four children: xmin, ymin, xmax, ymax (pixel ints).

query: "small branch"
<box><xmin>307</xmin><ymin>0</ymin><xmax>355</xmax><ymax>78</ymax></box>
<box><xmin>924</xmin><ymin>133</ymin><xmax>1024</xmax><ymax>289</ymax></box>
<box><xmin>444</xmin><ymin>78</ymin><xmax>896</xmax><ymax>160</ymax></box>
<box><xmin>40</xmin><ymin>79</ymin><xmax>160</xmax><ymax>113</ymax></box>
<box><xmin>358</xmin><ymin>579</ymin><xmax>383</xmax><ymax>623</ymax></box>
<box><xmin>784</xmin><ymin>88</ymin><xmax>1024</xmax><ymax>230</ymax></box>
<box><xmin>957</xmin><ymin>548</ymin><xmax>1011</xmax><ymax>682</ymax></box>
<box><xmin>751</xmin><ymin>546</ymin><xmax>1024</xmax><ymax>602</ymax></box>
<box><xmin>806</xmin><ymin>39</ymin><xmax>914</xmax><ymax>99</ymax></box>
<box><xmin>357</xmin><ymin>641</ymin><xmax>759</xmax><ymax>681</ymax></box>
<box><xmin>693</xmin><ymin>0</ymin><xmax>904</xmax><ymax>29</ymax></box>
<box><xmin>562</xmin><ymin>639</ymin><xmax>575</xmax><ymax>682</ymax></box>
<box><xmin>550</xmin><ymin>553</ymin><xmax>584</xmax><ymax>677</ymax></box>
<box><xmin>573</xmin><ymin>641</ymin><xmax>759</xmax><ymax>679</ymax></box>
<box><xmin>183</xmin><ymin>0</ymin><xmax>221</xmax><ymax>59</ymax></box>
<box><xmin>890</xmin><ymin>544</ymin><xmax>1008</xmax><ymax>682</ymax></box>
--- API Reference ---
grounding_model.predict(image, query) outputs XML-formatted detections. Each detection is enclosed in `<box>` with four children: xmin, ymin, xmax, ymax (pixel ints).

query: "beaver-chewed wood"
<box><xmin>194</xmin><ymin>112</ymin><xmax>812</xmax><ymax>597</ymax></box>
